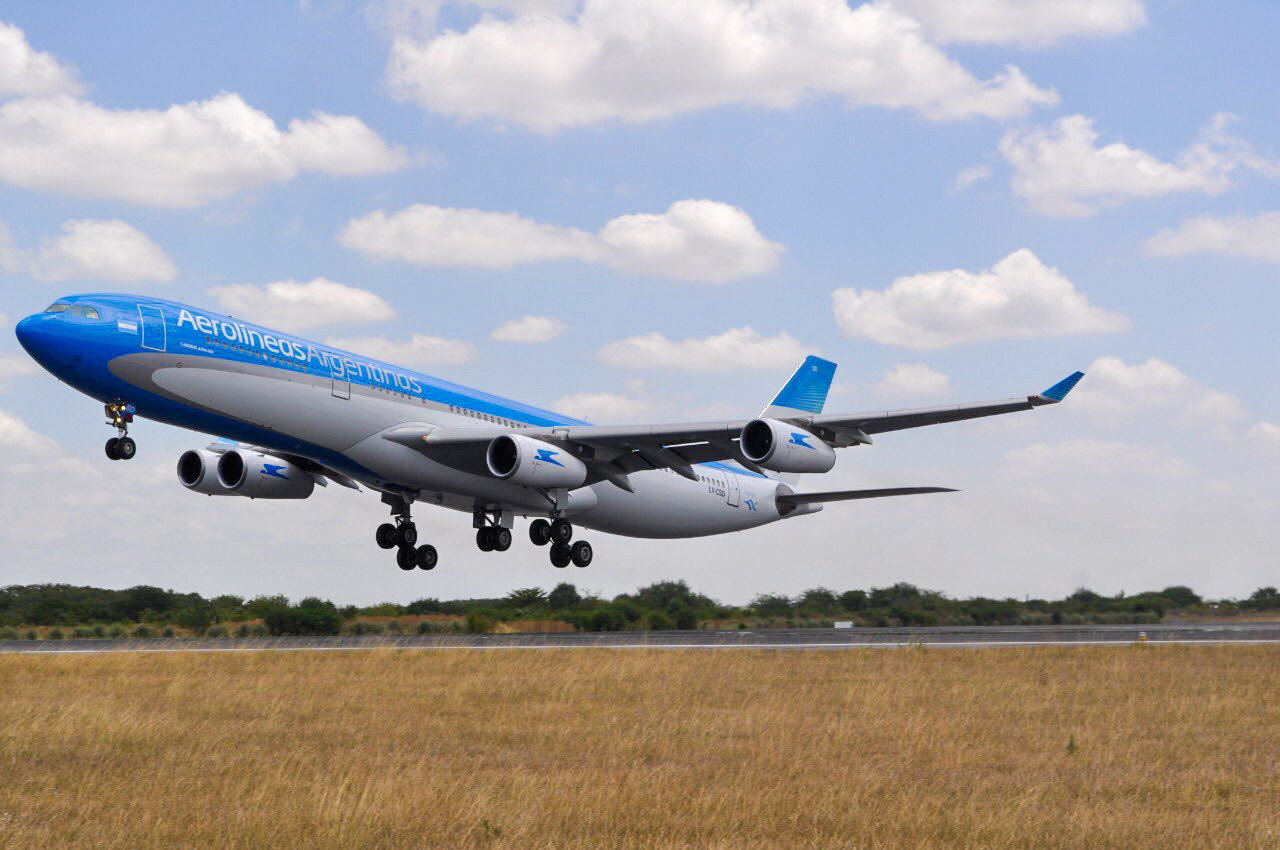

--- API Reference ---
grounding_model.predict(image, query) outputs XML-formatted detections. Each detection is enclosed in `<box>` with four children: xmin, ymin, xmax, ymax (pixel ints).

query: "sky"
<box><xmin>0</xmin><ymin>0</ymin><xmax>1276</xmax><ymax>605</ymax></box>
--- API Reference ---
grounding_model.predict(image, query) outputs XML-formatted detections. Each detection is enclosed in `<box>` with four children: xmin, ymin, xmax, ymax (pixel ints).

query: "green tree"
<box><xmin>506</xmin><ymin>587</ymin><xmax>548</xmax><ymax>608</ymax></box>
<box><xmin>751</xmin><ymin>594</ymin><xmax>793</xmax><ymax>616</ymax></box>
<box><xmin>547</xmin><ymin>583</ymin><xmax>581</xmax><ymax>610</ymax></box>
<box><xmin>839</xmin><ymin>590</ymin><xmax>869</xmax><ymax>611</ymax></box>
<box><xmin>245</xmin><ymin>594</ymin><xmax>290</xmax><ymax>620</ymax></box>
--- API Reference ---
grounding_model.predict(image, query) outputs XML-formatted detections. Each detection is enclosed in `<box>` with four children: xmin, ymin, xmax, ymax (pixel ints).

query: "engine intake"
<box><xmin>486</xmin><ymin>434</ymin><xmax>588</xmax><ymax>489</ymax></box>
<box><xmin>739</xmin><ymin>419</ymin><xmax>836</xmax><ymax>474</ymax></box>
<box><xmin>215</xmin><ymin>449</ymin><xmax>315</xmax><ymax>499</ymax></box>
<box><xmin>177</xmin><ymin>450</ymin><xmax>234</xmax><ymax>495</ymax></box>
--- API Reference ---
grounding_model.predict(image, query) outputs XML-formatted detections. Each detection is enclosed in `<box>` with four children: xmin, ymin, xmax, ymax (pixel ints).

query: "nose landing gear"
<box><xmin>104</xmin><ymin>402</ymin><xmax>137</xmax><ymax>461</ymax></box>
<box><xmin>379</xmin><ymin>493</ymin><xmax>437</xmax><ymax>571</ymax></box>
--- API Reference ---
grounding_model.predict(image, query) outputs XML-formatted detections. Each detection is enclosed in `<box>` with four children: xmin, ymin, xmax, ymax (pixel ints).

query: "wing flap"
<box><xmin>777</xmin><ymin>486</ymin><xmax>956</xmax><ymax>505</ymax></box>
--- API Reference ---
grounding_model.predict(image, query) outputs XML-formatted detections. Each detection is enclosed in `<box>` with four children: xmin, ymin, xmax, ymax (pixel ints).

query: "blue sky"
<box><xmin>1</xmin><ymin>1</ymin><xmax>1276</xmax><ymax>605</ymax></box>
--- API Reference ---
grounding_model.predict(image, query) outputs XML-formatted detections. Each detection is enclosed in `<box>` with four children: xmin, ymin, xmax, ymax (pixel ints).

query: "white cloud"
<box><xmin>490</xmin><ymin>315</ymin><xmax>568</xmax><ymax>343</ymax></box>
<box><xmin>0</xmin><ymin>356</ymin><xmax>37</xmax><ymax>390</ymax></box>
<box><xmin>954</xmin><ymin>164</ymin><xmax>991</xmax><ymax>190</ymax></box>
<box><xmin>1072</xmin><ymin>356</ymin><xmax>1246</xmax><ymax>425</ymax></box>
<box><xmin>1145</xmin><ymin>211</ymin><xmax>1280</xmax><ymax>263</ymax></box>
<box><xmin>339</xmin><ymin>199</ymin><xmax>782</xmax><ymax>282</ymax></box>
<box><xmin>1247</xmin><ymin>422</ymin><xmax>1280</xmax><ymax>446</ymax></box>
<box><xmin>598</xmin><ymin>326</ymin><xmax>808</xmax><ymax>372</ymax></box>
<box><xmin>11</xmin><ymin>219</ymin><xmax>177</xmax><ymax>283</ymax></box>
<box><xmin>890</xmin><ymin>0</ymin><xmax>1145</xmax><ymax>46</ymax></box>
<box><xmin>324</xmin><ymin>334</ymin><xmax>478</xmax><ymax>367</ymax></box>
<box><xmin>384</xmin><ymin>0</ymin><xmax>1057</xmax><ymax>132</ymax></box>
<box><xmin>1000</xmin><ymin>113</ymin><xmax>1279</xmax><ymax>217</ymax></box>
<box><xmin>0</xmin><ymin>93</ymin><xmax>406</xmax><ymax>207</ymax></box>
<box><xmin>554</xmin><ymin>380</ymin><xmax>657</xmax><ymax>423</ymax></box>
<box><xmin>1004</xmin><ymin>438</ymin><xmax>1193</xmax><ymax>480</ymax></box>
<box><xmin>875</xmin><ymin>363</ymin><xmax>951</xmax><ymax>398</ymax></box>
<box><xmin>207</xmin><ymin>279</ymin><xmax>396</xmax><ymax>332</ymax></box>
<box><xmin>0</xmin><ymin>22</ymin><xmax>81</xmax><ymax>98</ymax></box>
<box><xmin>0</xmin><ymin>407</ymin><xmax>96</xmax><ymax>477</ymax></box>
<box><xmin>832</xmin><ymin>248</ymin><xmax>1127</xmax><ymax>349</ymax></box>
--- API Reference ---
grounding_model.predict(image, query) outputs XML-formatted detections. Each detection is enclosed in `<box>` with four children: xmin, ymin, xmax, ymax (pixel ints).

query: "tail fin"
<box><xmin>758</xmin><ymin>355</ymin><xmax>837</xmax><ymax>485</ymax></box>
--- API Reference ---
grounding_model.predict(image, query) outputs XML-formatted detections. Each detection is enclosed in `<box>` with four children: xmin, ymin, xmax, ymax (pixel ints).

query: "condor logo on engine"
<box><xmin>534</xmin><ymin>448</ymin><xmax>564</xmax><ymax>467</ymax></box>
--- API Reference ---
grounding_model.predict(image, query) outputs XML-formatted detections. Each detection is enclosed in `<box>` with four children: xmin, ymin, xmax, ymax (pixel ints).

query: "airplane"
<box><xmin>15</xmin><ymin>294</ymin><xmax>1083</xmax><ymax>571</ymax></box>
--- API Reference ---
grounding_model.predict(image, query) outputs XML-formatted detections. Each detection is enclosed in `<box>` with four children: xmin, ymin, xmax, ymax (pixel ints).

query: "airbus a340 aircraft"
<box><xmin>16</xmin><ymin>294</ymin><xmax>1083</xmax><ymax>571</ymax></box>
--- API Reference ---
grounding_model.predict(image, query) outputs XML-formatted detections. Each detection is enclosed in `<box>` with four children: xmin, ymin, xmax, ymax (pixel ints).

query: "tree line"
<box><xmin>2</xmin><ymin>581</ymin><xmax>1278</xmax><ymax>636</ymax></box>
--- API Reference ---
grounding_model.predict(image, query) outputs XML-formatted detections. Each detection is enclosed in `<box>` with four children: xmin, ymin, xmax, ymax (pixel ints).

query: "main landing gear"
<box><xmin>474</xmin><ymin>507</ymin><xmax>513</xmax><ymax>553</ymax></box>
<box><xmin>376</xmin><ymin>493</ymin><xmax>437</xmax><ymax>571</ymax></box>
<box><xmin>529</xmin><ymin>518</ymin><xmax>593</xmax><ymax>568</ymax></box>
<box><xmin>103</xmin><ymin>402</ymin><xmax>137</xmax><ymax>461</ymax></box>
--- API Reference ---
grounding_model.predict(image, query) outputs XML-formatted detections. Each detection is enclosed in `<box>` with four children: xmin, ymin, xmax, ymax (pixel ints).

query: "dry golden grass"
<box><xmin>1</xmin><ymin>646</ymin><xmax>1277</xmax><ymax>849</ymax></box>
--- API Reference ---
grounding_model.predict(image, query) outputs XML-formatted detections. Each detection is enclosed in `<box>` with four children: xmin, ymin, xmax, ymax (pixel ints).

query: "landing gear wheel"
<box><xmin>416</xmin><ymin>545</ymin><xmax>438</xmax><ymax>570</ymax></box>
<box><xmin>570</xmin><ymin>540</ymin><xmax>593</xmax><ymax>568</ymax></box>
<box><xmin>529</xmin><ymin>519</ymin><xmax>552</xmax><ymax>546</ymax></box>
<box><xmin>115</xmin><ymin>436</ymin><xmax>136</xmax><ymax>460</ymax></box>
<box><xmin>105</xmin><ymin>437</ymin><xmax>120</xmax><ymax>460</ymax></box>
<box><xmin>493</xmin><ymin>527</ymin><xmax>512</xmax><ymax>552</ymax></box>
<box><xmin>551</xmin><ymin>518</ymin><xmax>573</xmax><ymax>545</ymax></box>
<box><xmin>396</xmin><ymin>546</ymin><xmax>416</xmax><ymax>570</ymax></box>
<box><xmin>476</xmin><ymin>527</ymin><xmax>495</xmax><ymax>552</ymax></box>
<box><xmin>550</xmin><ymin>542</ymin><xmax>571</xmax><ymax>569</ymax></box>
<box><xmin>396</xmin><ymin>523</ymin><xmax>418</xmax><ymax>548</ymax></box>
<box><xmin>375</xmin><ymin>523</ymin><xmax>398</xmax><ymax>550</ymax></box>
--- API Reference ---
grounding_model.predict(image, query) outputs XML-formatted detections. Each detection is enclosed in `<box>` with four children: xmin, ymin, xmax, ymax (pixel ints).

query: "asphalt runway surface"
<box><xmin>2</xmin><ymin>622</ymin><xmax>1278</xmax><ymax>653</ymax></box>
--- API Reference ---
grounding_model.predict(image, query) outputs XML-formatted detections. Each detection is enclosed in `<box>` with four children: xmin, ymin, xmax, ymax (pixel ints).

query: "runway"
<box><xmin>2</xmin><ymin>622</ymin><xmax>1278</xmax><ymax>653</ymax></box>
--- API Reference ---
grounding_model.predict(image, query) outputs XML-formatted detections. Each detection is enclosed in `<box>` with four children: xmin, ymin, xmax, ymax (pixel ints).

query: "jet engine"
<box><xmin>486</xmin><ymin>434</ymin><xmax>588</xmax><ymax>488</ymax></box>
<box><xmin>216</xmin><ymin>449</ymin><xmax>315</xmax><ymax>499</ymax></box>
<box><xmin>739</xmin><ymin>419</ymin><xmax>836</xmax><ymax>473</ymax></box>
<box><xmin>177</xmin><ymin>449</ymin><xmax>234</xmax><ymax>495</ymax></box>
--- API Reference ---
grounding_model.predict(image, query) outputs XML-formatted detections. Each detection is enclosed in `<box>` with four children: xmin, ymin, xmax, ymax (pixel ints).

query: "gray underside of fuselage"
<box><xmin>108</xmin><ymin>352</ymin><xmax>786</xmax><ymax>538</ymax></box>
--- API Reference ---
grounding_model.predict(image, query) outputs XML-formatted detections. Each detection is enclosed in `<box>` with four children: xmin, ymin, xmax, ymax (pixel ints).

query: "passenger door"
<box><xmin>724</xmin><ymin>472</ymin><xmax>741</xmax><ymax>507</ymax></box>
<box><xmin>330</xmin><ymin>356</ymin><xmax>351</xmax><ymax>400</ymax></box>
<box><xmin>137</xmin><ymin>305</ymin><xmax>166</xmax><ymax>352</ymax></box>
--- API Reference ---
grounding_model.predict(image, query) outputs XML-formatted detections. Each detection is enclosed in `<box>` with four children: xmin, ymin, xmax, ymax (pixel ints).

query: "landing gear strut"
<box><xmin>534</xmin><ymin>517</ymin><xmax>592</xmax><ymax>568</ymax></box>
<box><xmin>474</xmin><ymin>507</ymin><xmax>513</xmax><ymax>553</ymax></box>
<box><xmin>104</xmin><ymin>402</ymin><xmax>136</xmax><ymax>461</ymax></box>
<box><xmin>380</xmin><ymin>493</ymin><xmax>436</xmax><ymax>571</ymax></box>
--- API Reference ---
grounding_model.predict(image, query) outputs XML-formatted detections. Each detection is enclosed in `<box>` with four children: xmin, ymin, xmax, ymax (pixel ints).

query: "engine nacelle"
<box><xmin>739</xmin><ymin>419</ymin><xmax>836</xmax><ymax>474</ymax></box>
<box><xmin>177</xmin><ymin>450</ymin><xmax>235</xmax><ymax>495</ymax></box>
<box><xmin>486</xmin><ymin>434</ymin><xmax>588</xmax><ymax>489</ymax></box>
<box><xmin>216</xmin><ymin>449</ymin><xmax>315</xmax><ymax>499</ymax></box>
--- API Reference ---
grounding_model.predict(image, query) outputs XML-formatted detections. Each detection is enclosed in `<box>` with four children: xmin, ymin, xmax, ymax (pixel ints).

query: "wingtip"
<box><xmin>1036</xmin><ymin>370</ymin><xmax>1085</xmax><ymax>403</ymax></box>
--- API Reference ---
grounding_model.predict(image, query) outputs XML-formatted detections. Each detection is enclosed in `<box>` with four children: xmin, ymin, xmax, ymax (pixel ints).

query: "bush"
<box><xmin>92</xmin><ymin>624</ymin><xmax>106</xmax><ymax>638</ymax></box>
<box><xmin>466</xmin><ymin>613</ymin><xmax>494</xmax><ymax>634</ymax></box>
<box><xmin>647</xmin><ymin>610</ymin><xmax>675</xmax><ymax>630</ymax></box>
<box><xmin>0</xmin><ymin>628</ymin><xmax>18</xmax><ymax>640</ymax></box>
<box><xmin>386</xmin><ymin>620</ymin><xmax>404</xmax><ymax>635</ymax></box>
<box><xmin>204</xmin><ymin>626</ymin><xmax>227</xmax><ymax>638</ymax></box>
<box><xmin>548</xmin><ymin>583</ymin><xmax>581</xmax><ymax>610</ymax></box>
<box><xmin>48</xmin><ymin>629</ymin><xmax>64</xmax><ymax>640</ymax></box>
<box><xmin>132</xmin><ymin>625</ymin><xmax>152</xmax><ymax>639</ymax></box>
<box><xmin>263</xmin><ymin>601</ymin><xmax>342</xmax><ymax>636</ymax></box>
<box><xmin>349</xmin><ymin>621</ymin><xmax>386</xmax><ymax>636</ymax></box>
<box><xmin>24</xmin><ymin>630</ymin><xmax>37</xmax><ymax>640</ymax></box>
<box><xmin>669</xmin><ymin>603</ymin><xmax>698</xmax><ymax>630</ymax></box>
<box><xmin>71</xmin><ymin>627</ymin><xmax>95</xmax><ymax>639</ymax></box>
<box><xmin>585</xmin><ymin>606</ymin><xmax>625</xmax><ymax>632</ymax></box>
<box><xmin>235</xmin><ymin>624</ymin><xmax>251</xmax><ymax>638</ymax></box>
<box><xmin>108</xmin><ymin>625</ymin><xmax>126</xmax><ymax>639</ymax></box>
<box><xmin>161</xmin><ymin>627</ymin><xmax>175</xmax><ymax>638</ymax></box>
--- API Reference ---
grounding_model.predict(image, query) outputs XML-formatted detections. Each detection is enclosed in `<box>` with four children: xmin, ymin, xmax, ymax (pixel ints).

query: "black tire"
<box><xmin>396</xmin><ymin>523</ymin><xmax>418</xmax><ymax>548</ymax></box>
<box><xmin>550</xmin><ymin>542</ymin><xmax>571</xmax><ymax>568</ymax></box>
<box><xmin>396</xmin><ymin>546</ymin><xmax>416</xmax><ymax>570</ymax></box>
<box><xmin>570</xmin><ymin>540</ymin><xmax>593</xmax><ymax>568</ymax></box>
<box><xmin>551</xmin><ymin>518</ymin><xmax>573</xmax><ymax>545</ymax></box>
<box><xmin>416</xmin><ymin>545</ymin><xmax>438</xmax><ymax>570</ymax></box>
<box><xmin>105</xmin><ymin>437</ymin><xmax>120</xmax><ymax>460</ymax></box>
<box><xmin>476</xmin><ymin>527</ymin><xmax>495</xmax><ymax>552</ymax></box>
<box><xmin>375</xmin><ymin>523</ymin><xmax>398</xmax><ymax>550</ymax></box>
<box><xmin>529</xmin><ymin>519</ymin><xmax>552</xmax><ymax>546</ymax></box>
<box><xmin>116</xmin><ymin>436</ymin><xmax>136</xmax><ymax>460</ymax></box>
<box><xmin>493</xmin><ymin>528</ymin><xmax>512</xmax><ymax>552</ymax></box>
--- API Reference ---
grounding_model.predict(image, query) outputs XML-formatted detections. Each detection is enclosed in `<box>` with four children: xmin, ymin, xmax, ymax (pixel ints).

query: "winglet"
<box><xmin>1035</xmin><ymin>371</ymin><xmax>1085</xmax><ymax>403</ymax></box>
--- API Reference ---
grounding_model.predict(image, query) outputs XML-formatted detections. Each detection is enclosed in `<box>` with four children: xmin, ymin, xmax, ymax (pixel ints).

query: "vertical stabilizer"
<box><xmin>758</xmin><ymin>355</ymin><xmax>837</xmax><ymax>485</ymax></box>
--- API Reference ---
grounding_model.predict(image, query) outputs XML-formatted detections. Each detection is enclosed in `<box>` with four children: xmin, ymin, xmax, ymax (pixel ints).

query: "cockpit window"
<box><xmin>82</xmin><ymin>306</ymin><xmax>101</xmax><ymax>320</ymax></box>
<box><xmin>44</xmin><ymin>302</ymin><xmax>70</xmax><ymax>313</ymax></box>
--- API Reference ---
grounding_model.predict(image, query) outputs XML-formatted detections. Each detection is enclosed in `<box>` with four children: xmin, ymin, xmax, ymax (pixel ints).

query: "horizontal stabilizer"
<box><xmin>777</xmin><ymin>486</ymin><xmax>956</xmax><ymax>506</ymax></box>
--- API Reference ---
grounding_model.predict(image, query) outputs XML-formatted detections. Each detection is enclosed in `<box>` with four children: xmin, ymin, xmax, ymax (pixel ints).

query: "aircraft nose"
<box><xmin>14</xmin><ymin>313</ymin><xmax>65</xmax><ymax>370</ymax></box>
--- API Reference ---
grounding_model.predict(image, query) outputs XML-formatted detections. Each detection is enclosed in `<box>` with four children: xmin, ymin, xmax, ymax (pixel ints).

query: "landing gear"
<box><xmin>475</xmin><ymin>526</ymin><xmax>514</xmax><ymax>552</ymax></box>
<box><xmin>103</xmin><ymin>402</ymin><xmax>136</xmax><ymax>461</ymax></box>
<box><xmin>381</xmin><ymin>493</ymin><xmax>438</xmax><ymax>572</ymax></box>
<box><xmin>529</xmin><ymin>519</ymin><xmax>552</xmax><ymax>546</ymax></box>
<box><xmin>541</xmin><ymin>518</ymin><xmax>593</xmax><ymax>568</ymax></box>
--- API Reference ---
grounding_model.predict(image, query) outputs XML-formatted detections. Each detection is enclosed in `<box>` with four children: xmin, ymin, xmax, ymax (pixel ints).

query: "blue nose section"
<box><xmin>15</xmin><ymin>313</ymin><xmax>67</xmax><ymax>372</ymax></box>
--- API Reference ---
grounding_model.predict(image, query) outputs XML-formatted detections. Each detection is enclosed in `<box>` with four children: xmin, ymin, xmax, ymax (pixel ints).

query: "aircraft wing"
<box><xmin>777</xmin><ymin>487</ymin><xmax>956</xmax><ymax>506</ymax></box>
<box><xmin>382</xmin><ymin>372</ymin><xmax>1083</xmax><ymax>487</ymax></box>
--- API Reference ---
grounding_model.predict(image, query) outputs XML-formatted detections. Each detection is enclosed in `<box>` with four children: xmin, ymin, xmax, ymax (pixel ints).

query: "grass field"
<box><xmin>1</xmin><ymin>646</ymin><xmax>1277</xmax><ymax>848</ymax></box>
